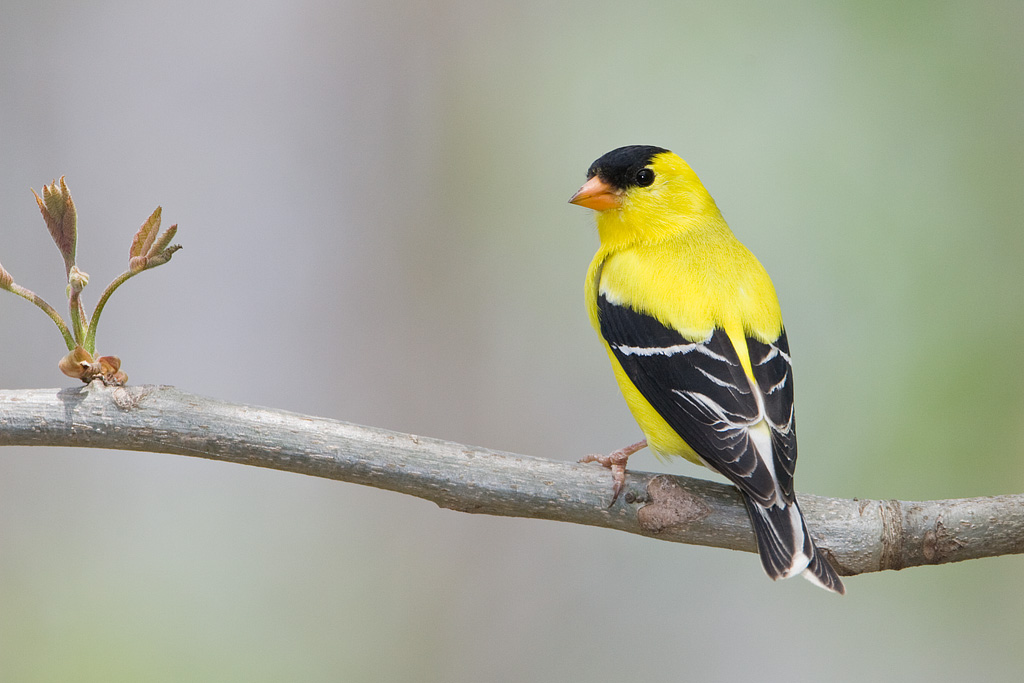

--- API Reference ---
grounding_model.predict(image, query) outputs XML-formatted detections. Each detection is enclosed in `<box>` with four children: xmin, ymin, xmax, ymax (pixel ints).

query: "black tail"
<box><xmin>742</xmin><ymin>494</ymin><xmax>845</xmax><ymax>595</ymax></box>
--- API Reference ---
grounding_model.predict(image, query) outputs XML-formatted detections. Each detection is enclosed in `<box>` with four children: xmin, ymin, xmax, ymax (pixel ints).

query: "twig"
<box><xmin>1</xmin><ymin>383</ymin><xmax>1021</xmax><ymax>577</ymax></box>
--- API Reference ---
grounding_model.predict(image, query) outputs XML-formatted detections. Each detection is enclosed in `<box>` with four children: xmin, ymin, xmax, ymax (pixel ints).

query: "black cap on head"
<box><xmin>586</xmin><ymin>145</ymin><xmax>670</xmax><ymax>191</ymax></box>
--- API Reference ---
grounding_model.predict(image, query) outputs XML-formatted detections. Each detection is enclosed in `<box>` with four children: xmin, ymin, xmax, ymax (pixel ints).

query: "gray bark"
<box><xmin>2</xmin><ymin>383</ymin><xmax>1021</xmax><ymax>577</ymax></box>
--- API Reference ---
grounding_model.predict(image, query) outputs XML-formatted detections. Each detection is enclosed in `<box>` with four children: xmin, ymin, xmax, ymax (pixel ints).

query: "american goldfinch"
<box><xmin>570</xmin><ymin>145</ymin><xmax>844</xmax><ymax>594</ymax></box>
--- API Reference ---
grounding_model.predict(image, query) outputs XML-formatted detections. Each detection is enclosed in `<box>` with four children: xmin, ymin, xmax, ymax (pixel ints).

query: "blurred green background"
<box><xmin>2</xmin><ymin>0</ymin><xmax>1023</xmax><ymax>680</ymax></box>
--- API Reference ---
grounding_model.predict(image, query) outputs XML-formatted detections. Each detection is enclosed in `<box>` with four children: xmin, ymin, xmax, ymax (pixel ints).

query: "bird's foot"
<box><xmin>579</xmin><ymin>439</ymin><xmax>647</xmax><ymax>507</ymax></box>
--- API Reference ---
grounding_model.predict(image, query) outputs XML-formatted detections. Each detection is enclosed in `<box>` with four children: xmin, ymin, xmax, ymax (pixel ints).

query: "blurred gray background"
<box><xmin>3</xmin><ymin>1</ymin><xmax>1024</xmax><ymax>681</ymax></box>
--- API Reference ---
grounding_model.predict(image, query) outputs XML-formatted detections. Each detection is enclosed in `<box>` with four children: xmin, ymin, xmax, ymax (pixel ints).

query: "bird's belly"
<box><xmin>610</xmin><ymin>354</ymin><xmax>704</xmax><ymax>466</ymax></box>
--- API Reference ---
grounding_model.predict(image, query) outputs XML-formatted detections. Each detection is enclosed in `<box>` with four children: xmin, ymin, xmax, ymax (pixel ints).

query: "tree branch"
<box><xmin>1</xmin><ymin>383</ymin><xmax>1021</xmax><ymax>577</ymax></box>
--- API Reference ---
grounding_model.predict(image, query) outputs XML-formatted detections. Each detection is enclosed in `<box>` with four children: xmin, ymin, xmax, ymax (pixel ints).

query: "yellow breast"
<box><xmin>585</xmin><ymin>227</ymin><xmax>783</xmax><ymax>463</ymax></box>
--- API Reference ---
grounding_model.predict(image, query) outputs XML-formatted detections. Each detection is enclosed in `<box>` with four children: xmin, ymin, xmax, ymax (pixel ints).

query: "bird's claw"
<box><xmin>579</xmin><ymin>439</ymin><xmax>647</xmax><ymax>507</ymax></box>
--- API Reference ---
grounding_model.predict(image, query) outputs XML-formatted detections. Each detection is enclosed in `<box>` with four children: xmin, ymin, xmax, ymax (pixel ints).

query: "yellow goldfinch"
<box><xmin>570</xmin><ymin>145</ymin><xmax>844</xmax><ymax>594</ymax></box>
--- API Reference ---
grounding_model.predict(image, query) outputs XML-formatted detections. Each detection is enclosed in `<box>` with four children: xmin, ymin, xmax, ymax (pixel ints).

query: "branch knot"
<box><xmin>636</xmin><ymin>475</ymin><xmax>711</xmax><ymax>534</ymax></box>
<box><xmin>878</xmin><ymin>499</ymin><xmax>906</xmax><ymax>570</ymax></box>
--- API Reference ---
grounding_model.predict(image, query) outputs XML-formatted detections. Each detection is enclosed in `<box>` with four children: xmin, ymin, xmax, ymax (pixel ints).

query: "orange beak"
<box><xmin>569</xmin><ymin>176</ymin><xmax>623</xmax><ymax>210</ymax></box>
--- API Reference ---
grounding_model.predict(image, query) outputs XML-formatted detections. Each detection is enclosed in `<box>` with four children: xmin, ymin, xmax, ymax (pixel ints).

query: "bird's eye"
<box><xmin>635</xmin><ymin>168</ymin><xmax>655</xmax><ymax>187</ymax></box>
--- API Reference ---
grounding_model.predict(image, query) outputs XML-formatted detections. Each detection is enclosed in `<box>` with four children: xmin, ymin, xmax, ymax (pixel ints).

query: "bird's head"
<box><xmin>569</xmin><ymin>145</ymin><xmax>722</xmax><ymax>247</ymax></box>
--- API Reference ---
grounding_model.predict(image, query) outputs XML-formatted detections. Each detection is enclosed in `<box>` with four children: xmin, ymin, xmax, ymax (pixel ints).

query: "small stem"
<box><xmin>83</xmin><ymin>270</ymin><xmax>135</xmax><ymax>354</ymax></box>
<box><xmin>68</xmin><ymin>289</ymin><xmax>86</xmax><ymax>346</ymax></box>
<box><xmin>7</xmin><ymin>283</ymin><xmax>75</xmax><ymax>350</ymax></box>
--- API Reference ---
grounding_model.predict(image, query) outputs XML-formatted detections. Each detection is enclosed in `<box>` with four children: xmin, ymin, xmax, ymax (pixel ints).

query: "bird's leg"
<box><xmin>579</xmin><ymin>439</ymin><xmax>647</xmax><ymax>506</ymax></box>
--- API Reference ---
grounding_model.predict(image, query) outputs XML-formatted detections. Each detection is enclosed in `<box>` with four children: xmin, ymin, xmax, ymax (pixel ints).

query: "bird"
<box><xmin>569</xmin><ymin>145</ymin><xmax>844</xmax><ymax>594</ymax></box>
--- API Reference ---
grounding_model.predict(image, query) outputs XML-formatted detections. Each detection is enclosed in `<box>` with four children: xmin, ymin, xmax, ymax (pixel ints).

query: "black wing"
<box><xmin>597</xmin><ymin>293</ymin><xmax>797</xmax><ymax>508</ymax></box>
